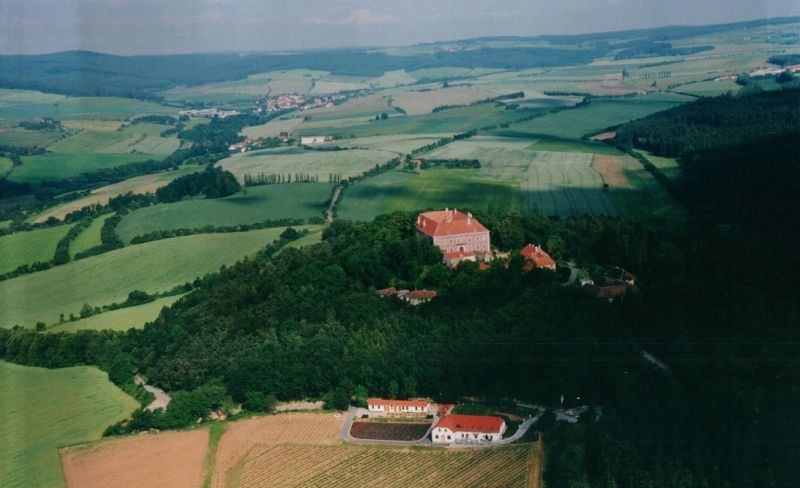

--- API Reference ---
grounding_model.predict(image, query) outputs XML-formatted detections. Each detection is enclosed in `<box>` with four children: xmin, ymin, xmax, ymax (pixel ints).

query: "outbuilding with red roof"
<box><xmin>432</xmin><ymin>414</ymin><xmax>507</xmax><ymax>443</ymax></box>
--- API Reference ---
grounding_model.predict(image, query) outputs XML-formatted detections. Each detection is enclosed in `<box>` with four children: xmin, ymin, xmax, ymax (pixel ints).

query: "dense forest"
<box><xmin>614</xmin><ymin>87</ymin><xmax>800</xmax><ymax>228</ymax></box>
<box><xmin>2</xmin><ymin>208</ymin><xmax>799</xmax><ymax>487</ymax></box>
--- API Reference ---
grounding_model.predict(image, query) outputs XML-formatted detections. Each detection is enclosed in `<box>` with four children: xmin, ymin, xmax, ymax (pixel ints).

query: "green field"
<box><xmin>116</xmin><ymin>184</ymin><xmax>331</xmax><ymax>242</ymax></box>
<box><xmin>0</xmin><ymin>156</ymin><xmax>13</xmax><ymax>175</ymax></box>
<box><xmin>318</xmin><ymin>134</ymin><xmax>449</xmax><ymax>155</ymax></box>
<box><xmin>46</xmin><ymin>294</ymin><xmax>185</xmax><ymax>331</ymax></box>
<box><xmin>218</xmin><ymin>147</ymin><xmax>396</xmax><ymax>182</ymax></box>
<box><xmin>424</xmin><ymin>137</ymin><xmax>617</xmax><ymax>216</ymax></box>
<box><xmin>0</xmin><ymin>95</ymin><xmax>176</xmax><ymax>121</ymax></box>
<box><xmin>70</xmin><ymin>214</ymin><xmax>112</xmax><ymax>256</ymax></box>
<box><xmin>337</xmin><ymin>170</ymin><xmax>416</xmax><ymax>221</ymax></box>
<box><xmin>242</xmin><ymin>117</ymin><xmax>304</xmax><ymax>139</ymax></box>
<box><xmin>0</xmin><ymin>226</ymin><xmax>319</xmax><ymax>327</ymax></box>
<box><xmin>10</xmin><ymin>153</ymin><xmax>149</xmax><ymax>183</ymax></box>
<box><xmin>0</xmin><ymin>225</ymin><xmax>70</xmax><ymax>274</ymax></box>
<box><xmin>391</xmin><ymin>85</ymin><xmax>508</xmax><ymax>115</ymax></box>
<box><xmin>0</xmin><ymin>129</ymin><xmax>63</xmax><ymax>148</ymax></box>
<box><xmin>48</xmin><ymin>123</ymin><xmax>179</xmax><ymax>156</ymax></box>
<box><xmin>0</xmin><ymin>361</ymin><xmax>138</xmax><ymax>488</ymax></box>
<box><xmin>505</xmin><ymin>94</ymin><xmax>690</xmax><ymax>138</ymax></box>
<box><xmin>642</xmin><ymin>150</ymin><xmax>682</xmax><ymax>182</ymax></box>
<box><xmin>34</xmin><ymin>165</ymin><xmax>205</xmax><ymax>222</ymax></box>
<box><xmin>298</xmin><ymin>103</ymin><xmax>541</xmax><ymax>138</ymax></box>
<box><xmin>338</xmin><ymin>168</ymin><xmax>522</xmax><ymax>221</ymax></box>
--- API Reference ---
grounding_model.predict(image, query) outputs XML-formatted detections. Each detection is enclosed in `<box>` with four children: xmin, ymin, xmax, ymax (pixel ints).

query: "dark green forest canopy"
<box><xmin>613</xmin><ymin>87</ymin><xmax>800</xmax><ymax>229</ymax></box>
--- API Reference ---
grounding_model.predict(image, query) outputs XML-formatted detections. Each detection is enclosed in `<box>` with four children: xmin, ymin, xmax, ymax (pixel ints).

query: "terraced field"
<box><xmin>0</xmin><ymin>226</ymin><xmax>317</xmax><ymax>327</ymax></box>
<box><xmin>239</xmin><ymin>444</ymin><xmax>534</xmax><ymax>488</ymax></box>
<box><xmin>116</xmin><ymin>184</ymin><xmax>331</xmax><ymax>242</ymax></box>
<box><xmin>218</xmin><ymin>147</ymin><xmax>395</xmax><ymax>182</ymax></box>
<box><xmin>0</xmin><ymin>224</ymin><xmax>70</xmax><ymax>274</ymax></box>
<box><xmin>0</xmin><ymin>361</ymin><xmax>138</xmax><ymax>488</ymax></box>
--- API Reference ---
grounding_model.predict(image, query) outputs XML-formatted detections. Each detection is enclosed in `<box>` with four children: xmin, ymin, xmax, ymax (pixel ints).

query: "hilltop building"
<box><xmin>521</xmin><ymin>244</ymin><xmax>556</xmax><ymax>271</ymax></box>
<box><xmin>432</xmin><ymin>414</ymin><xmax>506</xmax><ymax>444</ymax></box>
<box><xmin>376</xmin><ymin>287</ymin><xmax>437</xmax><ymax>305</ymax></box>
<box><xmin>416</xmin><ymin>209</ymin><xmax>491</xmax><ymax>267</ymax></box>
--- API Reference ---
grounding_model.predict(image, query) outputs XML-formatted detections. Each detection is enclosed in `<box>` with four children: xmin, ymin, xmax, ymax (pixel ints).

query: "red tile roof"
<box><xmin>416</xmin><ymin>209</ymin><xmax>488</xmax><ymax>237</ymax></box>
<box><xmin>376</xmin><ymin>287</ymin><xmax>397</xmax><ymax>297</ymax></box>
<box><xmin>435</xmin><ymin>414</ymin><xmax>505</xmax><ymax>434</ymax></box>
<box><xmin>521</xmin><ymin>244</ymin><xmax>556</xmax><ymax>269</ymax></box>
<box><xmin>583</xmin><ymin>283</ymin><xmax>630</xmax><ymax>299</ymax></box>
<box><xmin>408</xmin><ymin>290</ymin><xmax>438</xmax><ymax>299</ymax></box>
<box><xmin>368</xmin><ymin>398</ymin><xmax>430</xmax><ymax>408</ymax></box>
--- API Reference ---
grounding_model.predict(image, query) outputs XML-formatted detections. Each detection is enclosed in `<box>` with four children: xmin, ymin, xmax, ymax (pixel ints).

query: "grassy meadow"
<box><xmin>0</xmin><ymin>226</ymin><xmax>319</xmax><ymax>327</ymax></box>
<box><xmin>0</xmin><ymin>95</ymin><xmax>175</xmax><ymax>121</ymax></box>
<box><xmin>10</xmin><ymin>152</ymin><xmax>149</xmax><ymax>183</ymax></box>
<box><xmin>0</xmin><ymin>361</ymin><xmax>138</xmax><ymax>488</ymax></box>
<box><xmin>116</xmin><ymin>184</ymin><xmax>331</xmax><ymax>242</ymax></box>
<box><xmin>0</xmin><ymin>225</ymin><xmax>70</xmax><ymax>274</ymax></box>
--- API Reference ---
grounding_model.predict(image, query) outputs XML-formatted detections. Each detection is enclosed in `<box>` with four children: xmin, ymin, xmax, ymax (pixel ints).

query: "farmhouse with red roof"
<box><xmin>432</xmin><ymin>414</ymin><xmax>507</xmax><ymax>443</ymax></box>
<box><xmin>416</xmin><ymin>209</ymin><xmax>491</xmax><ymax>268</ymax></box>
<box><xmin>521</xmin><ymin>244</ymin><xmax>557</xmax><ymax>271</ymax></box>
<box><xmin>368</xmin><ymin>398</ymin><xmax>433</xmax><ymax>417</ymax></box>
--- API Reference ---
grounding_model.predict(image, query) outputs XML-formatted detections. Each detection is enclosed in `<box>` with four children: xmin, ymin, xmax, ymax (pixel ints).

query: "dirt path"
<box><xmin>527</xmin><ymin>434</ymin><xmax>544</xmax><ymax>488</ymax></box>
<box><xmin>134</xmin><ymin>374</ymin><xmax>171</xmax><ymax>411</ymax></box>
<box><xmin>326</xmin><ymin>186</ymin><xmax>342</xmax><ymax>223</ymax></box>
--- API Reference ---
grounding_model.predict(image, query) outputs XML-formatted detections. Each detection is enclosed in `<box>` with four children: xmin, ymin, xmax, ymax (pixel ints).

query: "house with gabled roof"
<box><xmin>432</xmin><ymin>414</ymin><xmax>507</xmax><ymax>444</ymax></box>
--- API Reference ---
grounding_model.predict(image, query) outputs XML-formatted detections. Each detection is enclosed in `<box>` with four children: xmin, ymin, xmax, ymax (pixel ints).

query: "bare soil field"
<box><xmin>211</xmin><ymin>412</ymin><xmax>343</xmax><ymax>488</ymax></box>
<box><xmin>60</xmin><ymin>429</ymin><xmax>208</xmax><ymax>488</ymax></box>
<box><xmin>591</xmin><ymin>155</ymin><xmax>632</xmax><ymax>188</ymax></box>
<box><xmin>350</xmin><ymin>420</ymin><xmax>431</xmax><ymax>441</ymax></box>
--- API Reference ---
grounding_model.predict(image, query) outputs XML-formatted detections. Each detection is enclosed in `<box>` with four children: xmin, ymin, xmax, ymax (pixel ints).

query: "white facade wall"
<box><xmin>368</xmin><ymin>403</ymin><xmax>431</xmax><ymax>415</ymax></box>
<box><xmin>431</xmin><ymin>423</ymin><xmax>506</xmax><ymax>444</ymax></box>
<box><xmin>432</xmin><ymin>231</ymin><xmax>491</xmax><ymax>254</ymax></box>
<box><xmin>301</xmin><ymin>136</ymin><xmax>329</xmax><ymax>145</ymax></box>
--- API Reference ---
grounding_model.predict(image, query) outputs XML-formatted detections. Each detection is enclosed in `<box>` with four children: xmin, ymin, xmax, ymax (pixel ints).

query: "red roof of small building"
<box><xmin>408</xmin><ymin>290</ymin><xmax>438</xmax><ymax>299</ymax></box>
<box><xmin>521</xmin><ymin>244</ymin><xmax>556</xmax><ymax>269</ymax></box>
<box><xmin>583</xmin><ymin>283</ymin><xmax>630</xmax><ymax>299</ymax></box>
<box><xmin>435</xmin><ymin>414</ymin><xmax>505</xmax><ymax>434</ymax></box>
<box><xmin>417</xmin><ymin>209</ymin><xmax>488</xmax><ymax>237</ymax></box>
<box><xmin>368</xmin><ymin>398</ymin><xmax>430</xmax><ymax>408</ymax></box>
<box><xmin>376</xmin><ymin>287</ymin><xmax>397</xmax><ymax>297</ymax></box>
<box><xmin>444</xmin><ymin>250</ymin><xmax>476</xmax><ymax>260</ymax></box>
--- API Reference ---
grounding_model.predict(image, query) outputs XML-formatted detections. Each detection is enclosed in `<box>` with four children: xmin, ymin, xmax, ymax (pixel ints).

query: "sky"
<box><xmin>1</xmin><ymin>0</ymin><xmax>798</xmax><ymax>55</ymax></box>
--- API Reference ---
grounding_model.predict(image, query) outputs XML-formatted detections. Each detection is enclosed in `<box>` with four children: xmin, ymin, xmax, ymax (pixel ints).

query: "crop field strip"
<box><xmin>239</xmin><ymin>444</ymin><xmax>533</xmax><ymax>488</ymax></box>
<box><xmin>0</xmin><ymin>226</ymin><xmax>318</xmax><ymax>328</ymax></box>
<box><xmin>116</xmin><ymin>184</ymin><xmax>331</xmax><ymax>243</ymax></box>
<box><xmin>217</xmin><ymin>147</ymin><xmax>397</xmax><ymax>182</ymax></box>
<box><xmin>69</xmin><ymin>214</ymin><xmax>112</xmax><ymax>256</ymax></box>
<box><xmin>0</xmin><ymin>361</ymin><xmax>138</xmax><ymax>488</ymax></box>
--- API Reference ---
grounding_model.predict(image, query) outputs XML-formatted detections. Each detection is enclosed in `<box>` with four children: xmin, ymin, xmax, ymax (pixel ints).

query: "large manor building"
<box><xmin>416</xmin><ymin>209</ymin><xmax>491</xmax><ymax>267</ymax></box>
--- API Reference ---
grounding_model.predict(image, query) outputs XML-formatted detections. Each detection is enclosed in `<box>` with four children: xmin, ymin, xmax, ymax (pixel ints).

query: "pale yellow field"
<box><xmin>391</xmin><ymin>86</ymin><xmax>511</xmax><ymax>115</ymax></box>
<box><xmin>242</xmin><ymin>117</ymin><xmax>304</xmax><ymax>139</ymax></box>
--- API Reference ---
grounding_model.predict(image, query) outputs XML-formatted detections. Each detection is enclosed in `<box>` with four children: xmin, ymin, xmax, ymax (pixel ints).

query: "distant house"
<box><xmin>520</xmin><ymin>244</ymin><xmax>556</xmax><ymax>271</ymax></box>
<box><xmin>301</xmin><ymin>135</ymin><xmax>333</xmax><ymax>145</ymax></box>
<box><xmin>376</xmin><ymin>287</ymin><xmax>437</xmax><ymax>305</ymax></box>
<box><xmin>416</xmin><ymin>209</ymin><xmax>491</xmax><ymax>268</ymax></box>
<box><xmin>432</xmin><ymin>414</ymin><xmax>506</xmax><ymax>444</ymax></box>
<box><xmin>368</xmin><ymin>398</ymin><xmax>433</xmax><ymax>417</ymax></box>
